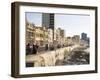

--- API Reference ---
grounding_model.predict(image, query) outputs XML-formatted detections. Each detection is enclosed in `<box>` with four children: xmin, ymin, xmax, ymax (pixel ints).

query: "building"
<box><xmin>26</xmin><ymin>22</ymin><xmax>46</xmax><ymax>47</ymax></box>
<box><xmin>57</xmin><ymin>28</ymin><xmax>65</xmax><ymax>45</ymax></box>
<box><xmin>43</xmin><ymin>27</ymin><xmax>48</xmax><ymax>45</ymax></box>
<box><xmin>72</xmin><ymin>35</ymin><xmax>80</xmax><ymax>44</ymax></box>
<box><xmin>42</xmin><ymin>13</ymin><xmax>54</xmax><ymax>29</ymax></box>
<box><xmin>53</xmin><ymin>28</ymin><xmax>60</xmax><ymax>45</ymax></box>
<box><xmin>86</xmin><ymin>37</ymin><xmax>90</xmax><ymax>45</ymax></box>
<box><xmin>65</xmin><ymin>37</ymin><xmax>73</xmax><ymax>46</ymax></box>
<box><xmin>53</xmin><ymin>28</ymin><xmax>65</xmax><ymax>46</ymax></box>
<box><xmin>48</xmin><ymin>29</ymin><xmax>53</xmax><ymax>46</ymax></box>
<box><xmin>26</xmin><ymin>21</ymin><xmax>35</xmax><ymax>45</ymax></box>
<box><xmin>35</xmin><ymin>27</ymin><xmax>44</xmax><ymax>46</ymax></box>
<box><xmin>81</xmin><ymin>33</ymin><xmax>90</xmax><ymax>46</ymax></box>
<box><xmin>60</xmin><ymin>29</ymin><xmax>65</xmax><ymax>45</ymax></box>
<box><xmin>42</xmin><ymin>13</ymin><xmax>55</xmax><ymax>40</ymax></box>
<box><xmin>34</xmin><ymin>26</ymin><xmax>51</xmax><ymax>47</ymax></box>
<box><xmin>42</xmin><ymin>13</ymin><xmax>50</xmax><ymax>28</ymax></box>
<box><xmin>81</xmin><ymin>33</ymin><xmax>87</xmax><ymax>41</ymax></box>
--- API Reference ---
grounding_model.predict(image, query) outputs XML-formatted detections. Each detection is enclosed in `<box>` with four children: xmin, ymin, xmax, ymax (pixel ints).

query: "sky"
<box><xmin>26</xmin><ymin>12</ymin><xmax>90</xmax><ymax>37</ymax></box>
<box><xmin>26</xmin><ymin>12</ymin><xmax>42</xmax><ymax>26</ymax></box>
<box><xmin>55</xmin><ymin>14</ymin><xmax>90</xmax><ymax>37</ymax></box>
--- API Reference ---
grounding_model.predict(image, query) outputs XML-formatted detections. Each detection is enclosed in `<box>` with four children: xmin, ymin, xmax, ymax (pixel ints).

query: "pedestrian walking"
<box><xmin>32</xmin><ymin>43</ymin><xmax>39</xmax><ymax>54</ymax></box>
<box><xmin>45</xmin><ymin>44</ymin><xmax>48</xmax><ymax>51</ymax></box>
<box><xmin>32</xmin><ymin>44</ymin><xmax>36</xmax><ymax>54</ymax></box>
<box><xmin>26</xmin><ymin>43</ymin><xmax>31</xmax><ymax>55</ymax></box>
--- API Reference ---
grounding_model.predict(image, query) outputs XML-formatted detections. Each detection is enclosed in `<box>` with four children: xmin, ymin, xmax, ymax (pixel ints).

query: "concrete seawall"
<box><xmin>26</xmin><ymin>45</ymin><xmax>79</xmax><ymax>67</ymax></box>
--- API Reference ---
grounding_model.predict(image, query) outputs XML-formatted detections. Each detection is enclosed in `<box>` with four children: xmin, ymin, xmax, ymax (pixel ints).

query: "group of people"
<box><xmin>26</xmin><ymin>43</ymin><xmax>39</xmax><ymax>55</ymax></box>
<box><xmin>26</xmin><ymin>43</ymin><xmax>66</xmax><ymax>55</ymax></box>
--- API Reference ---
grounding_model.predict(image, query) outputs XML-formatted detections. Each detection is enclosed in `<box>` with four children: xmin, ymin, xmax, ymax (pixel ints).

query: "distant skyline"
<box><xmin>26</xmin><ymin>12</ymin><xmax>90</xmax><ymax>37</ymax></box>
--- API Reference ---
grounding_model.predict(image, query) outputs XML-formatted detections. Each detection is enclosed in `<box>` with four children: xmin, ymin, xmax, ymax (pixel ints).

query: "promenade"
<box><xmin>26</xmin><ymin>45</ymin><xmax>80</xmax><ymax>67</ymax></box>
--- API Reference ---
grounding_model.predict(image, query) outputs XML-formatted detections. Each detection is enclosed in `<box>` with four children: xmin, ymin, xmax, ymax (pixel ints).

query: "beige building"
<box><xmin>35</xmin><ymin>27</ymin><xmax>49</xmax><ymax>47</ymax></box>
<box><xmin>54</xmin><ymin>28</ymin><xmax>65</xmax><ymax>46</ymax></box>
<box><xmin>35</xmin><ymin>27</ymin><xmax>44</xmax><ymax>46</ymax></box>
<box><xmin>26</xmin><ymin>20</ymin><xmax>66</xmax><ymax>48</ymax></box>
<box><xmin>43</xmin><ymin>27</ymin><xmax>48</xmax><ymax>45</ymax></box>
<box><xmin>26</xmin><ymin>21</ymin><xmax>52</xmax><ymax>47</ymax></box>
<box><xmin>26</xmin><ymin>21</ymin><xmax>35</xmax><ymax>45</ymax></box>
<box><xmin>72</xmin><ymin>35</ymin><xmax>80</xmax><ymax>44</ymax></box>
<box><xmin>65</xmin><ymin>37</ymin><xmax>73</xmax><ymax>46</ymax></box>
<box><xmin>48</xmin><ymin>29</ymin><xmax>53</xmax><ymax>45</ymax></box>
<box><xmin>59</xmin><ymin>28</ymin><xmax>65</xmax><ymax>45</ymax></box>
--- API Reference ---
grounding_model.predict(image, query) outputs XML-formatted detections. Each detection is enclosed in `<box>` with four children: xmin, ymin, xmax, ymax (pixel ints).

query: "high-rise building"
<box><xmin>81</xmin><ymin>33</ymin><xmax>90</xmax><ymax>45</ymax></box>
<box><xmin>86</xmin><ymin>37</ymin><xmax>90</xmax><ymax>45</ymax></box>
<box><xmin>42</xmin><ymin>13</ymin><xmax>54</xmax><ymax>29</ymax></box>
<box><xmin>42</xmin><ymin>13</ymin><xmax>55</xmax><ymax>41</ymax></box>
<box><xmin>81</xmin><ymin>33</ymin><xmax>87</xmax><ymax>41</ymax></box>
